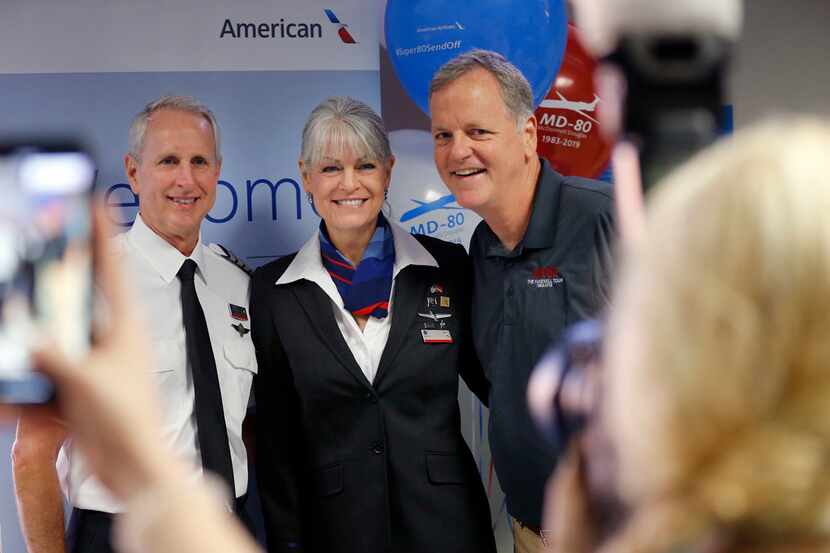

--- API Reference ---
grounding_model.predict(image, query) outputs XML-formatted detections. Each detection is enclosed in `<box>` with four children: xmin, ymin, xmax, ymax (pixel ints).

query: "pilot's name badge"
<box><xmin>421</xmin><ymin>329</ymin><xmax>453</xmax><ymax>344</ymax></box>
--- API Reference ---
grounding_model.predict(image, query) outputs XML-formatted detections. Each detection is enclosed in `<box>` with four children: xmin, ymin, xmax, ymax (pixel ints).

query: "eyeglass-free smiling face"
<box><xmin>125</xmin><ymin>108</ymin><xmax>220</xmax><ymax>255</ymax></box>
<box><xmin>430</xmin><ymin>67</ymin><xmax>537</xmax><ymax>217</ymax></box>
<box><xmin>300</xmin><ymin>149</ymin><xmax>394</xmax><ymax>253</ymax></box>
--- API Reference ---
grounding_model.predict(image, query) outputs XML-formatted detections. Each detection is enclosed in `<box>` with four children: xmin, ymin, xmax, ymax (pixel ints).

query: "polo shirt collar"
<box><xmin>127</xmin><ymin>213</ymin><xmax>207</xmax><ymax>286</ymax></box>
<box><xmin>520</xmin><ymin>158</ymin><xmax>563</xmax><ymax>250</ymax></box>
<box><xmin>482</xmin><ymin>158</ymin><xmax>563</xmax><ymax>257</ymax></box>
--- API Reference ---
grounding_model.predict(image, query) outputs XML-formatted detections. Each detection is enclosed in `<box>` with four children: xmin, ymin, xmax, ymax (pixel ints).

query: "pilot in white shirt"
<box><xmin>58</xmin><ymin>213</ymin><xmax>257</xmax><ymax>513</ymax></box>
<box><xmin>12</xmin><ymin>96</ymin><xmax>255</xmax><ymax>553</ymax></box>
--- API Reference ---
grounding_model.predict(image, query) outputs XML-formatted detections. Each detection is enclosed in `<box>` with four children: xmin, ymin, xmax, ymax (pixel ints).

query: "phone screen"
<box><xmin>0</xmin><ymin>143</ymin><xmax>95</xmax><ymax>403</ymax></box>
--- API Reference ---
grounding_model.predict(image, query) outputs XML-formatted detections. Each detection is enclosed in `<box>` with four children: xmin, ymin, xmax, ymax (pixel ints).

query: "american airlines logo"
<box><xmin>416</xmin><ymin>22</ymin><xmax>465</xmax><ymax>33</ymax></box>
<box><xmin>218</xmin><ymin>9</ymin><xmax>357</xmax><ymax>43</ymax></box>
<box><xmin>220</xmin><ymin>18</ymin><xmax>323</xmax><ymax>39</ymax></box>
<box><xmin>324</xmin><ymin>9</ymin><xmax>357</xmax><ymax>44</ymax></box>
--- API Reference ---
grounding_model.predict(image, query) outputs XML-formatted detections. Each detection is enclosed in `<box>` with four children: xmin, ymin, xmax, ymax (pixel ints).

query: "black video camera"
<box><xmin>608</xmin><ymin>31</ymin><xmax>732</xmax><ymax>190</ymax></box>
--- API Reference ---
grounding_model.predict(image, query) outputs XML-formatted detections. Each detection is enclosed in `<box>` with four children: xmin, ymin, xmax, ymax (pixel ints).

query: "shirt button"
<box><xmin>371</xmin><ymin>442</ymin><xmax>385</xmax><ymax>455</ymax></box>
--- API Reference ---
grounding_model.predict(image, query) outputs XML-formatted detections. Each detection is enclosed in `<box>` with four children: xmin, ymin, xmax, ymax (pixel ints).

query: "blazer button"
<box><xmin>365</xmin><ymin>391</ymin><xmax>377</xmax><ymax>403</ymax></box>
<box><xmin>371</xmin><ymin>443</ymin><xmax>385</xmax><ymax>455</ymax></box>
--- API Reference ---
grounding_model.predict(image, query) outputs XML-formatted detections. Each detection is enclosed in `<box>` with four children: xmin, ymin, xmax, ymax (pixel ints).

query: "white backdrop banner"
<box><xmin>0</xmin><ymin>0</ymin><xmax>379</xmax><ymax>73</ymax></box>
<box><xmin>0</xmin><ymin>0</ymin><xmax>383</xmax><ymax>265</ymax></box>
<box><xmin>388</xmin><ymin>129</ymin><xmax>481</xmax><ymax>249</ymax></box>
<box><xmin>0</xmin><ymin>5</ymin><xmax>381</xmax><ymax>550</ymax></box>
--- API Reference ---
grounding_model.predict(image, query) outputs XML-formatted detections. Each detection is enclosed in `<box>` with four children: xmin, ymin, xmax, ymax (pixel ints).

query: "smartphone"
<box><xmin>0</xmin><ymin>141</ymin><xmax>95</xmax><ymax>403</ymax></box>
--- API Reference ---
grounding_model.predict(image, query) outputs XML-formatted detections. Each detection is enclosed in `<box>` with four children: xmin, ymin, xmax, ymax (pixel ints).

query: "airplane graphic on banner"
<box><xmin>539</xmin><ymin>92</ymin><xmax>600</xmax><ymax>124</ymax></box>
<box><xmin>400</xmin><ymin>194</ymin><xmax>464</xmax><ymax>222</ymax></box>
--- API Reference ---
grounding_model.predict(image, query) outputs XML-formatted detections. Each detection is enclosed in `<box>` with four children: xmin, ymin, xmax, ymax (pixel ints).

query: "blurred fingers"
<box><xmin>612</xmin><ymin>141</ymin><xmax>646</xmax><ymax>246</ymax></box>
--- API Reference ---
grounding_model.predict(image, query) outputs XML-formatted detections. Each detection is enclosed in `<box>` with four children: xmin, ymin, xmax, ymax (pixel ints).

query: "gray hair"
<box><xmin>300</xmin><ymin>97</ymin><xmax>391</xmax><ymax>168</ymax></box>
<box><xmin>429</xmin><ymin>49</ymin><xmax>534</xmax><ymax>129</ymax></box>
<box><xmin>128</xmin><ymin>95</ymin><xmax>222</xmax><ymax>161</ymax></box>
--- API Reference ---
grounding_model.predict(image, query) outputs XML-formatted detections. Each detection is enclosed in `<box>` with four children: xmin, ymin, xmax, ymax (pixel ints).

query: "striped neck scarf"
<box><xmin>319</xmin><ymin>214</ymin><xmax>395</xmax><ymax>319</ymax></box>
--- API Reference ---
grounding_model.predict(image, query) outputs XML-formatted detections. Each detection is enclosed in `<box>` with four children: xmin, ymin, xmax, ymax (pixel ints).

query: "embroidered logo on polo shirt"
<box><xmin>528</xmin><ymin>266</ymin><xmax>564</xmax><ymax>288</ymax></box>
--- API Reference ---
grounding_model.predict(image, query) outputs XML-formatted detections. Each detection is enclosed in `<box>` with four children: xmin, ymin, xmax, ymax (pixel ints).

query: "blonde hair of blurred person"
<box><xmin>596</xmin><ymin>117</ymin><xmax>830</xmax><ymax>553</ymax></box>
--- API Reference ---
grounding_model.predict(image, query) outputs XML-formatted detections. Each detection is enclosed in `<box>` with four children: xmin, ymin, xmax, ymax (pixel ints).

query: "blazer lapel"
<box><xmin>290</xmin><ymin>280</ymin><xmax>372</xmax><ymax>388</ymax></box>
<box><xmin>374</xmin><ymin>265</ymin><xmax>433</xmax><ymax>385</ymax></box>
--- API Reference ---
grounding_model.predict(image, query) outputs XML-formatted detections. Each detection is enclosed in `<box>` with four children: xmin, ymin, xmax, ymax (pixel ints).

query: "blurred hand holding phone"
<box><xmin>0</xmin><ymin>141</ymin><xmax>95</xmax><ymax>403</ymax></box>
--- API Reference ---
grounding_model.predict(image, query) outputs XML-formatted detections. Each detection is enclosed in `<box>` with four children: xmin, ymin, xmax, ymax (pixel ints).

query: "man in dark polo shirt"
<box><xmin>429</xmin><ymin>49</ymin><xmax>614</xmax><ymax>552</ymax></box>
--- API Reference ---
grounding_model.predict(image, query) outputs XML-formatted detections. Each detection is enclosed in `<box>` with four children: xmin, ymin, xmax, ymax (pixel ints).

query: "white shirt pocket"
<box><xmin>151</xmin><ymin>338</ymin><xmax>190</xmax><ymax>422</ymax></box>
<box><xmin>222</xmin><ymin>338</ymin><xmax>258</xmax><ymax>421</ymax></box>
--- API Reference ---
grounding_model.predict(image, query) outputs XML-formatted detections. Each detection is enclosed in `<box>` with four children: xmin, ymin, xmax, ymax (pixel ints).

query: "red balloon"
<box><xmin>535</xmin><ymin>24</ymin><xmax>612</xmax><ymax>179</ymax></box>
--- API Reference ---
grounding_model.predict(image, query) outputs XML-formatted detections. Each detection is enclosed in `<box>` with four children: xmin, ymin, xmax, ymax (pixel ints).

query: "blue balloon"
<box><xmin>385</xmin><ymin>0</ymin><xmax>568</xmax><ymax>115</ymax></box>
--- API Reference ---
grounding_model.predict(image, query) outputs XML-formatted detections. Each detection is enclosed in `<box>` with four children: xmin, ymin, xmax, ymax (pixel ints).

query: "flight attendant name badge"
<box><xmin>421</xmin><ymin>329</ymin><xmax>453</xmax><ymax>344</ymax></box>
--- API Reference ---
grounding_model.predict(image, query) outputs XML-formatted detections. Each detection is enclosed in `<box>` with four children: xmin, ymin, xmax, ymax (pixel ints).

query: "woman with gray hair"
<box><xmin>250</xmin><ymin>97</ymin><xmax>496</xmax><ymax>553</ymax></box>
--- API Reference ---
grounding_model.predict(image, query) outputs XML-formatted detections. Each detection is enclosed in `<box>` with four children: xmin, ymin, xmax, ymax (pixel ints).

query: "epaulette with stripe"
<box><xmin>208</xmin><ymin>243</ymin><xmax>253</xmax><ymax>276</ymax></box>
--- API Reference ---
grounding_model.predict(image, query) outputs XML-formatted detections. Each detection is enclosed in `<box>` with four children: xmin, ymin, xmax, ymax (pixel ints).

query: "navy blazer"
<box><xmin>251</xmin><ymin>234</ymin><xmax>496</xmax><ymax>553</ymax></box>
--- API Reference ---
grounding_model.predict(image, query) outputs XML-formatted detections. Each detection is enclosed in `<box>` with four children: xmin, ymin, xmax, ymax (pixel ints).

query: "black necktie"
<box><xmin>177</xmin><ymin>258</ymin><xmax>235</xmax><ymax>497</ymax></box>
